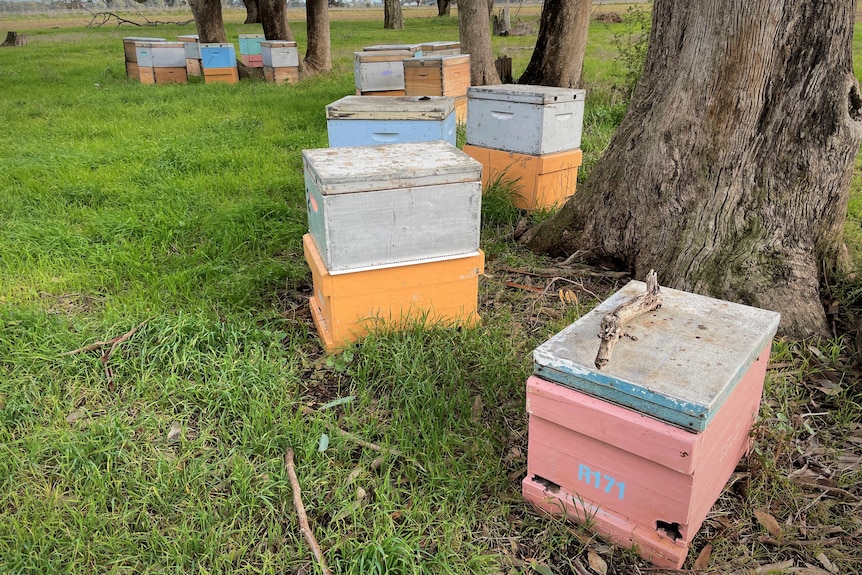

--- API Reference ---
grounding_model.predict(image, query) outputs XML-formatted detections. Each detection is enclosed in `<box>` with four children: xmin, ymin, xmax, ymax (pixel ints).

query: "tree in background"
<box><xmin>187</xmin><ymin>0</ymin><xmax>227</xmax><ymax>43</ymax></box>
<box><xmin>241</xmin><ymin>0</ymin><xmax>259</xmax><ymax>24</ymax></box>
<box><xmin>259</xmin><ymin>0</ymin><xmax>295</xmax><ymax>42</ymax></box>
<box><xmin>457</xmin><ymin>0</ymin><xmax>500</xmax><ymax>86</ymax></box>
<box><xmin>517</xmin><ymin>0</ymin><xmax>591</xmax><ymax>88</ymax></box>
<box><xmin>522</xmin><ymin>0</ymin><xmax>862</xmax><ymax>338</ymax></box>
<box><xmin>384</xmin><ymin>0</ymin><xmax>404</xmax><ymax>30</ymax></box>
<box><xmin>304</xmin><ymin>0</ymin><xmax>331</xmax><ymax>73</ymax></box>
<box><xmin>437</xmin><ymin>0</ymin><xmax>450</xmax><ymax>17</ymax></box>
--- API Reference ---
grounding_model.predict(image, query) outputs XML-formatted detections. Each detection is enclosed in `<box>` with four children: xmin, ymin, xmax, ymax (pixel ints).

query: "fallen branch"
<box><xmin>757</xmin><ymin>536</ymin><xmax>843</xmax><ymax>548</ymax></box>
<box><xmin>595</xmin><ymin>270</ymin><xmax>662</xmax><ymax>369</ymax></box>
<box><xmin>63</xmin><ymin>318</ymin><xmax>152</xmax><ymax>391</ymax></box>
<box><xmin>285</xmin><ymin>448</ymin><xmax>333</xmax><ymax>575</ymax></box>
<box><xmin>500</xmin><ymin>265</ymin><xmax>630</xmax><ymax>280</ymax></box>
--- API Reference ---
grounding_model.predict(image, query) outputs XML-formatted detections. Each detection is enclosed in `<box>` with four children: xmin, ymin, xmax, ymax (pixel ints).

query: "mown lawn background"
<box><xmin>1</xmin><ymin>5</ymin><xmax>861</xmax><ymax>574</ymax></box>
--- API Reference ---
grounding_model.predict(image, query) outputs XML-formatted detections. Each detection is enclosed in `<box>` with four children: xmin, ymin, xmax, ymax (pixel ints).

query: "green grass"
<box><xmin>1</xmin><ymin>5</ymin><xmax>862</xmax><ymax>575</ymax></box>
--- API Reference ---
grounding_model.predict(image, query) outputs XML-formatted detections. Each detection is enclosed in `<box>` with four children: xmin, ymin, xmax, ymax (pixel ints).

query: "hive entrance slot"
<box><xmin>532</xmin><ymin>475</ymin><xmax>561</xmax><ymax>494</ymax></box>
<box><xmin>656</xmin><ymin>520</ymin><xmax>682</xmax><ymax>541</ymax></box>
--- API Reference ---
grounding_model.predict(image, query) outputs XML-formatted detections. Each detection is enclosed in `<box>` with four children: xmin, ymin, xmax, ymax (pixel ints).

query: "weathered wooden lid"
<box><xmin>404</xmin><ymin>54</ymin><xmax>470</xmax><ymax>67</ymax></box>
<box><xmin>261</xmin><ymin>41</ymin><xmax>297</xmax><ymax>48</ymax></box>
<box><xmin>354</xmin><ymin>50</ymin><xmax>414</xmax><ymax>62</ymax></box>
<box><xmin>123</xmin><ymin>37</ymin><xmax>166</xmax><ymax>43</ymax></box>
<box><xmin>468</xmin><ymin>84</ymin><xmax>586</xmax><ymax>105</ymax></box>
<box><xmin>302</xmin><ymin>141</ymin><xmax>482</xmax><ymax>195</ymax></box>
<box><xmin>363</xmin><ymin>43</ymin><xmax>421</xmax><ymax>52</ymax></box>
<box><xmin>325</xmin><ymin>96</ymin><xmax>455</xmax><ymax>121</ymax></box>
<box><xmin>418</xmin><ymin>41</ymin><xmax>461</xmax><ymax>50</ymax></box>
<box><xmin>200</xmin><ymin>43</ymin><xmax>234</xmax><ymax>49</ymax></box>
<box><xmin>533</xmin><ymin>280</ymin><xmax>781</xmax><ymax>432</ymax></box>
<box><xmin>238</xmin><ymin>34</ymin><xmax>265</xmax><ymax>39</ymax></box>
<box><xmin>177</xmin><ymin>35</ymin><xmax>199</xmax><ymax>42</ymax></box>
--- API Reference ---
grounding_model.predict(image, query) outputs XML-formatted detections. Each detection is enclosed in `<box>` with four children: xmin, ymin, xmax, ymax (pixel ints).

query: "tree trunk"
<box><xmin>523</xmin><ymin>0</ymin><xmax>862</xmax><ymax>339</ymax></box>
<box><xmin>304</xmin><ymin>0</ymin><xmax>331</xmax><ymax>73</ymax></box>
<box><xmin>437</xmin><ymin>0</ymin><xmax>450</xmax><ymax>17</ymax></box>
<box><xmin>457</xmin><ymin>0</ymin><xmax>501</xmax><ymax>86</ymax></box>
<box><xmin>517</xmin><ymin>0</ymin><xmax>591</xmax><ymax>88</ymax></box>
<box><xmin>384</xmin><ymin>0</ymin><xmax>404</xmax><ymax>30</ymax></box>
<box><xmin>242</xmin><ymin>0</ymin><xmax>260</xmax><ymax>24</ymax></box>
<box><xmin>259</xmin><ymin>0</ymin><xmax>295</xmax><ymax>41</ymax></box>
<box><xmin>187</xmin><ymin>0</ymin><xmax>228</xmax><ymax>43</ymax></box>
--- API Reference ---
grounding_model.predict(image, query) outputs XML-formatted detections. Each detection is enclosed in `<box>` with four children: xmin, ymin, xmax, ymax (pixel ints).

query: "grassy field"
<box><xmin>1</xmin><ymin>5</ymin><xmax>861</xmax><ymax>575</ymax></box>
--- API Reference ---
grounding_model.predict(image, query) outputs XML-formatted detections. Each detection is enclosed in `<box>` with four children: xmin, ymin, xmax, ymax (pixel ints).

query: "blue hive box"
<box><xmin>326</xmin><ymin>96</ymin><xmax>457</xmax><ymax>148</ymax></box>
<box><xmin>200</xmin><ymin>43</ymin><xmax>236</xmax><ymax>69</ymax></box>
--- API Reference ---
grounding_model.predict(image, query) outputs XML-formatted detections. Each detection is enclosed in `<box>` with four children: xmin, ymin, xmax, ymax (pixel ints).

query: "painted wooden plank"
<box><xmin>533</xmin><ymin>280</ymin><xmax>780</xmax><ymax>431</ymax></box>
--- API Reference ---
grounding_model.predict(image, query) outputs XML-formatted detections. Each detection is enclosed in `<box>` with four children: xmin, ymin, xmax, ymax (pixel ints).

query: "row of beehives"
<box><xmin>309</xmin><ymin>79</ymin><xmax>785</xmax><ymax>570</ymax></box>
<box><xmin>122</xmin><ymin>35</ymin><xmax>299</xmax><ymax>85</ymax></box>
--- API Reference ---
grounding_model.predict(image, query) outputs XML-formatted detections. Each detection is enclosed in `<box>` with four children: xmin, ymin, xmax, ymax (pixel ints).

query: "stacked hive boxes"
<box><xmin>150</xmin><ymin>42</ymin><xmax>188</xmax><ymax>84</ymax></box>
<box><xmin>325</xmin><ymin>95</ymin><xmax>457</xmax><ymax>147</ymax></box>
<box><xmin>403</xmin><ymin>54</ymin><xmax>471</xmax><ymax>124</ymax></box>
<box><xmin>178</xmin><ymin>35</ymin><xmax>202</xmax><ymax>77</ymax></box>
<box><xmin>200</xmin><ymin>43</ymin><xmax>239</xmax><ymax>84</ymax></box>
<box><xmin>123</xmin><ymin>36</ymin><xmax>165</xmax><ymax>80</ymax></box>
<box><xmin>353</xmin><ymin>49</ymin><xmax>414</xmax><ymax>96</ymax></box>
<box><xmin>523</xmin><ymin>281</ymin><xmax>780</xmax><ymax>568</ymax></box>
<box><xmin>134</xmin><ymin>42</ymin><xmax>157</xmax><ymax>85</ymax></box>
<box><xmin>302</xmin><ymin>141</ymin><xmax>484</xmax><ymax>350</ymax></box>
<box><xmin>261</xmin><ymin>40</ymin><xmax>300</xmax><ymax>84</ymax></box>
<box><xmin>239</xmin><ymin>34</ymin><xmax>265</xmax><ymax>67</ymax></box>
<box><xmin>463</xmin><ymin>84</ymin><xmax>586</xmax><ymax>211</ymax></box>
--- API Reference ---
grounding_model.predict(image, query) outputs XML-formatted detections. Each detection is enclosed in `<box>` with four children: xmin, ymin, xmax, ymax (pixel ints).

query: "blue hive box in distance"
<box><xmin>200</xmin><ymin>43</ymin><xmax>236</xmax><ymax>69</ymax></box>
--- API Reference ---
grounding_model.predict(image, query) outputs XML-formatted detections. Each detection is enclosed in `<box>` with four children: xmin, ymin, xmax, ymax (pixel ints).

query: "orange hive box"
<box><xmin>355</xmin><ymin>89</ymin><xmax>407</xmax><ymax>97</ymax></box>
<box><xmin>138</xmin><ymin>66</ymin><xmax>156</xmax><ymax>85</ymax></box>
<box><xmin>154</xmin><ymin>67</ymin><xmax>187</xmax><ymax>84</ymax></box>
<box><xmin>403</xmin><ymin>54</ymin><xmax>471</xmax><ymax>97</ymax></box>
<box><xmin>303</xmin><ymin>234</ymin><xmax>483</xmax><ymax>351</ymax></box>
<box><xmin>186</xmin><ymin>58</ymin><xmax>202</xmax><ymax>77</ymax></box>
<box><xmin>264</xmin><ymin>65</ymin><xmax>299</xmax><ymax>84</ymax></box>
<box><xmin>204</xmin><ymin>67</ymin><xmax>239</xmax><ymax>84</ymax></box>
<box><xmin>462</xmin><ymin>145</ymin><xmax>583</xmax><ymax>211</ymax></box>
<box><xmin>523</xmin><ymin>281</ymin><xmax>781</xmax><ymax>569</ymax></box>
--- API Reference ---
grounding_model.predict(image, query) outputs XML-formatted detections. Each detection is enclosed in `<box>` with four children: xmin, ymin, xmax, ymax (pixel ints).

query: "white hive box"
<box><xmin>261</xmin><ymin>40</ymin><xmax>299</xmax><ymax>68</ymax></box>
<box><xmin>353</xmin><ymin>50</ymin><xmax>413</xmax><ymax>92</ymax></box>
<box><xmin>178</xmin><ymin>35</ymin><xmax>201</xmax><ymax>59</ymax></box>
<box><xmin>326</xmin><ymin>96</ymin><xmax>457</xmax><ymax>148</ymax></box>
<box><xmin>150</xmin><ymin>42</ymin><xmax>186</xmax><ymax>68</ymax></box>
<box><xmin>302</xmin><ymin>141</ymin><xmax>482</xmax><ymax>273</ymax></box>
<box><xmin>134</xmin><ymin>42</ymin><xmax>157</xmax><ymax>68</ymax></box>
<box><xmin>466</xmin><ymin>84</ymin><xmax>586</xmax><ymax>155</ymax></box>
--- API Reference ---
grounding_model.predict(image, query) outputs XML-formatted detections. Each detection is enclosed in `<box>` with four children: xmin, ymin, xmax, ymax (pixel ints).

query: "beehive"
<box><xmin>134</xmin><ymin>42</ymin><xmax>158</xmax><ymax>85</ymax></box>
<box><xmin>177</xmin><ymin>35</ymin><xmax>202</xmax><ymax>76</ymax></box>
<box><xmin>466</xmin><ymin>84</ymin><xmax>586</xmax><ymax>155</ymax></box>
<box><xmin>403</xmin><ymin>54</ymin><xmax>470</xmax><ymax>97</ymax></box>
<box><xmin>238</xmin><ymin>34</ymin><xmax>265</xmax><ymax>67</ymax></box>
<box><xmin>523</xmin><ymin>281</ymin><xmax>781</xmax><ymax>568</ymax></box>
<box><xmin>123</xmin><ymin>36</ymin><xmax>165</xmax><ymax>80</ymax></box>
<box><xmin>261</xmin><ymin>40</ymin><xmax>299</xmax><ymax>68</ymax></box>
<box><xmin>353</xmin><ymin>50</ymin><xmax>413</xmax><ymax>93</ymax></box>
<box><xmin>305</xmin><ymin>234</ymin><xmax>483</xmax><ymax>351</ymax></box>
<box><xmin>302</xmin><ymin>141</ymin><xmax>482</xmax><ymax>273</ymax></box>
<box><xmin>200</xmin><ymin>43</ymin><xmax>237</xmax><ymax>69</ymax></box>
<box><xmin>149</xmin><ymin>42</ymin><xmax>187</xmax><ymax>84</ymax></box>
<box><xmin>462</xmin><ymin>145</ymin><xmax>583</xmax><ymax>211</ymax></box>
<box><xmin>326</xmin><ymin>96</ymin><xmax>457</xmax><ymax>148</ymax></box>
<box><xmin>416</xmin><ymin>40</ymin><xmax>461</xmax><ymax>55</ymax></box>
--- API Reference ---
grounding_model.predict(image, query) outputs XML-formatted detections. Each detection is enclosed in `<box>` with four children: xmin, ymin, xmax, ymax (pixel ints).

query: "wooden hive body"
<box><xmin>353</xmin><ymin>50</ymin><xmax>413</xmax><ymax>93</ymax></box>
<box><xmin>466</xmin><ymin>84</ymin><xmax>586</xmax><ymax>155</ymax></box>
<box><xmin>302</xmin><ymin>141</ymin><xmax>482</xmax><ymax>273</ymax></box>
<box><xmin>178</xmin><ymin>35</ymin><xmax>202</xmax><ymax>76</ymax></box>
<box><xmin>462</xmin><ymin>145</ymin><xmax>583</xmax><ymax>210</ymax></box>
<box><xmin>304</xmin><ymin>234</ymin><xmax>483</xmax><ymax>351</ymax></box>
<box><xmin>203</xmin><ymin>68</ymin><xmax>239</xmax><ymax>84</ymax></box>
<box><xmin>326</xmin><ymin>96</ymin><xmax>457</xmax><ymax>147</ymax></box>
<box><xmin>403</xmin><ymin>54</ymin><xmax>471</xmax><ymax>97</ymax></box>
<box><xmin>123</xmin><ymin>36</ymin><xmax>165</xmax><ymax>64</ymax></box>
<box><xmin>261</xmin><ymin>41</ymin><xmax>299</xmax><ymax>68</ymax></box>
<box><xmin>263</xmin><ymin>65</ymin><xmax>299</xmax><ymax>84</ymax></box>
<box><xmin>153</xmin><ymin>67</ymin><xmax>187</xmax><ymax>84</ymax></box>
<box><xmin>523</xmin><ymin>281</ymin><xmax>781</xmax><ymax>568</ymax></box>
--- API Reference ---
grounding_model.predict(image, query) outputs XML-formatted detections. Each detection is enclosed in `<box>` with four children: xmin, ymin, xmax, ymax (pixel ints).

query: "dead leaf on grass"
<box><xmin>587</xmin><ymin>549</ymin><xmax>607</xmax><ymax>575</ymax></box>
<box><xmin>754</xmin><ymin>559</ymin><xmax>794</xmax><ymax>573</ymax></box>
<box><xmin>815</xmin><ymin>552</ymin><xmax>838</xmax><ymax>574</ymax></box>
<box><xmin>471</xmin><ymin>395</ymin><xmax>484</xmax><ymax>422</ymax></box>
<box><xmin>65</xmin><ymin>408</ymin><xmax>86</xmax><ymax>424</ymax></box>
<box><xmin>692</xmin><ymin>543</ymin><xmax>712</xmax><ymax>571</ymax></box>
<box><xmin>166</xmin><ymin>421</ymin><xmax>182</xmax><ymax>443</ymax></box>
<box><xmin>529</xmin><ymin>561</ymin><xmax>554</xmax><ymax>575</ymax></box>
<box><xmin>754</xmin><ymin>509</ymin><xmax>783</xmax><ymax>538</ymax></box>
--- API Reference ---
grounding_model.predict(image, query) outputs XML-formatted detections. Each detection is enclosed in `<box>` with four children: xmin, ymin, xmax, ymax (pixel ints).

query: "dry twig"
<box><xmin>595</xmin><ymin>270</ymin><xmax>662</xmax><ymax>369</ymax></box>
<box><xmin>285</xmin><ymin>447</ymin><xmax>333</xmax><ymax>575</ymax></box>
<box><xmin>63</xmin><ymin>318</ymin><xmax>152</xmax><ymax>390</ymax></box>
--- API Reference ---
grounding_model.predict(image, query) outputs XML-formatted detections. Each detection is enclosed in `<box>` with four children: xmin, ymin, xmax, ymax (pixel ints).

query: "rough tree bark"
<box><xmin>517</xmin><ymin>0</ymin><xmax>591</xmax><ymax>88</ymax></box>
<box><xmin>305</xmin><ymin>0</ymin><xmax>331</xmax><ymax>73</ymax></box>
<box><xmin>458</xmin><ymin>0</ymin><xmax>501</xmax><ymax>86</ymax></box>
<box><xmin>437</xmin><ymin>0</ymin><xmax>451</xmax><ymax>17</ymax></box>
<box><xmin>187</xmin><ymin>0</ymin><xmax>228</xmax><ymax>43</ymax></box>
<box><xmin>259</xmin><ymin>0</ymin><xmax>295</xmax><ymax>41</ymax></box>
<box><xmin>384</xmin><ymin>0</ymin><xmax>404</xmax><ymax>30</ymax></box>
<box><xmin>523</xmin><ymin>0</ymin><xmax>862</xmax><ymax>338</ymax></box>
<box><xmin>242</xmin><ymin>0</ymin><xmax>260</xmax><ymax>24</ymax></box>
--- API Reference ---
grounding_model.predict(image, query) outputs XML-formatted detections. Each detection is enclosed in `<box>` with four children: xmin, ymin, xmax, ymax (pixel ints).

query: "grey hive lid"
<box><xmin>533</xmin><ymin>280</ymin><xmax>780</xmax><ymax>432</ymax></box>
<box><xmin>363</xmin><ymin>43</ymin><xmax>421</xmax><ymax>52</ymax></box>
<box><xmin>467</xmin><ymin>84</ymin><xmax>586</xmax><ymax>105</ymax></box>
<box><xmin>302</xmin><ymin>141</ymin><xmax>482</xmax><ymax>195</ymax></box>
<box><xmin>325</xmin><ymin>96</ymin><xmax>455</xmax><ymax>121</ymax></box>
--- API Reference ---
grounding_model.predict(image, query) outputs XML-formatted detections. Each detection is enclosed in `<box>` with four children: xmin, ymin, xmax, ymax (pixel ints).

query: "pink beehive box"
<box><xmin>522</xmin><ymin>280</ymin><xmax>780</xmax><ymax>569</ymax></box>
